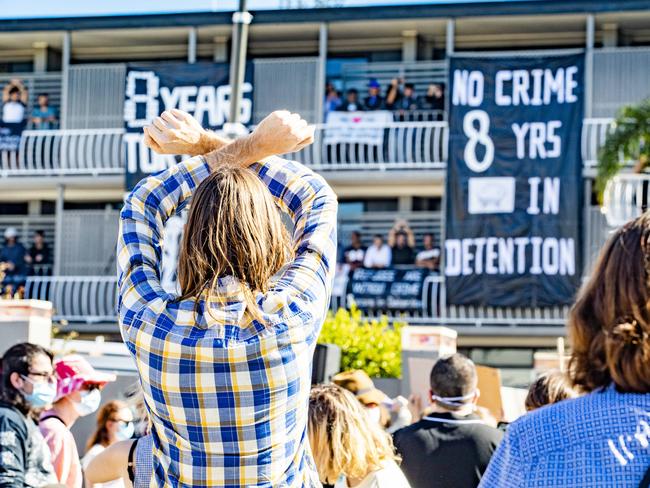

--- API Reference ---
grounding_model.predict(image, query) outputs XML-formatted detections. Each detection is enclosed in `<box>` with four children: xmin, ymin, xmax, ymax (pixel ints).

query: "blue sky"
<box><xmin>3</xmin><ymin>0</ymin><xmax>534</xmax><ymax>19</ymax></box>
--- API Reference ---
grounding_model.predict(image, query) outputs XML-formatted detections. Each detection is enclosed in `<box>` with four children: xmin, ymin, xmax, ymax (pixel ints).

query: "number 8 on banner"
<box><xmin>463</xmin><ymin>109</ymin><xmax>494</xmax><ymax>173</ymax></box>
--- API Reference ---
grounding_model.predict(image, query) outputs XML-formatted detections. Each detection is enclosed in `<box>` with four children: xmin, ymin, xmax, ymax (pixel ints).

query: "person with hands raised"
<box><xmin>117</xmin><ymin>109</ymin><xmax>336</xmax><ymax>487</ymax></box>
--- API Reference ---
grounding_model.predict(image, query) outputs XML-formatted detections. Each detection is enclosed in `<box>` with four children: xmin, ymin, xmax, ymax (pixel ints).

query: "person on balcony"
<box><xmin>479</xmin><ymin>213</ymin><xmax>650</xmax><ymax>487</ymax></box>
<box><xmin>117</xmin><ymin>108</ymin><xmax>336</xmax><ymax>487</ymax></box>
<box><xmin>324</xmin><ymin>82</ymin><xmax>342</xmax><ymax>117</ymax></box>
<box><xmin>30</xmin><ymin>93</ymin><xmax>58</xmax><ymax>130</ymax></box>
<box><xmin>364</xmin><ymin>234</ymin><xmax>392</xmax><ymax>269</ymax></box>
<box><xmin>39</xmin><ymin>355</ymin><xmax>116</xmax><ymax>488</ymax></box>
<box><xmin>387</xmin><ymin>81</ymin><xmax>419</xmax><ymax>117</ymax></box>
<box><xmin>363</xmin><ymin>79</ymin><xmax>385</xmax><ymax>111</ymax></box>
<box><xmin>394</xmin><ymin>354</ymin><xmax>503</xmax><ymax>488</ymax></box>
<box><xmin>1</xmin><ymin>80</ymin><xmax>28</xmax><ymax>124</ymax></box>
<box><xmin>338</xmin><ymin>88</ymin><xmax>362</xmax><ymax>112</ymax></box>
<box><xmin>415</xmin><ymin>233</ymin><xmax>441</xmax><ymax>272</ymax></box>
<box><xmin>1</xmin><ymin>227</ymin><xmax>28</xmax><ymax>293</ymax></box>
<box><xmin>420</xmin><ymin>83</ymin><xmax>445</xmax><ymax>120</ymax></box>
<box><xmin>0</xmin><ymin>342</ymin><xmax>58</xmax><ymax>487</ymax></box>
<box><xmin>388</xmin><ymin>219</ymin><xmax>416</xmax><ymax>266</ymax></box>
<box><xmin>25</xmin><ymin>230</ymin><xmax>51</xmax><ymax>276</ymax></box>
<box><xmin>391</xmin><ymin>232</ymin><xmax>416</xmax><ymax>266</ymax></box>
<box><xmin>343</xmin><ymin>231</ymin><xmax>366</xmax><ymax>272</ymax></box>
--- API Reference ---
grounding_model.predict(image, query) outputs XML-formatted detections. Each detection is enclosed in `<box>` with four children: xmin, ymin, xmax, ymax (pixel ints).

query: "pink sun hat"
<box><xmin>54</xmin><ymin>355</ymin><xmax>116</xmax><ymax>401</ymax></box>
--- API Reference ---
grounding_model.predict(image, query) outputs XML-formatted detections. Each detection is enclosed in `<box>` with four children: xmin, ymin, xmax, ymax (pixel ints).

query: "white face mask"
<box><xmin>366</xmin><ymin>406</ymin><xmax>382</xmax><ymax>425</ymax></box>
<box><xmin>72</xmin><ymin>388</ymin><xmax>101</xmax><ymax>417</ymax></box>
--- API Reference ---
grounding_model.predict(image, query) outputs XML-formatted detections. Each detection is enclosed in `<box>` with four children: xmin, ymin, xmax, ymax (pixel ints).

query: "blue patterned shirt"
<box><xmin>117</xmin><ymin>156</ymin><xmax>337</xmax><ymax>487</ymax></box>
<box><xmin>479</xmin><ymin>385</ymin><xmax>650</xmax><ymax>487</ymax></box>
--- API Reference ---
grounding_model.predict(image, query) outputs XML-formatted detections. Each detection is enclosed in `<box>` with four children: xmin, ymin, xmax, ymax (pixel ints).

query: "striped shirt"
<box><xmin>117</xmin><ymin>156</ymin><xmax>337</xmax><ymax>487</ymax></box>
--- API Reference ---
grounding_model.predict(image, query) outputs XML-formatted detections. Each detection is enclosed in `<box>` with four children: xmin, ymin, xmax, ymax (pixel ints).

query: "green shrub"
<box><xmin>317</xmin><ymin>306</ymin><xmax>406</xmax><ymax>378</ymax></box>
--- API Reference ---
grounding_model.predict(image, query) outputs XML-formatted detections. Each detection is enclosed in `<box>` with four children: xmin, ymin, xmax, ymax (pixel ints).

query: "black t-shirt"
<box><xmin>393</xmin><ymin>413</ymin><xmax>503</xmax><ymax>488</ymax></box>
<box><xmin>29</xmin><ymin>243</ymin><xmax>51</xmax><ymax>265</ymax></box>
<box><xmin>391</xmin><ymin>245</ymin><xmax>415</xmax><ymax>265</ymax></box>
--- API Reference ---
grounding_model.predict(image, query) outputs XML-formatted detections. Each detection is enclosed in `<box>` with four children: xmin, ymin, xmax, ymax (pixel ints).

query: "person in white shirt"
<box><xmin>308</xmin><ymin>384</ymin><xmax>410</xmax><ymax>488</ymax></box>
<box><xmin>2</xmin><ymin>82</ymin><xmax>27</xmax><ymax>124</ymax></box>
<box><xmin>82</xmin><ymin>400</ymin><xmax>134</xmax><ymax>488</ymax></box>
<box><xmin>363</xmin><ymin>235</ymin><xmax>391</xmax><ymax>269</ymax></box>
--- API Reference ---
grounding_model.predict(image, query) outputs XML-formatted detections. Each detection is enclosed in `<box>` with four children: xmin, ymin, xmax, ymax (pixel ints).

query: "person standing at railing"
<box><xmin>116</xmin><ymin>108</ymin><xmax>337</xmax><ymax>487</ymax></box>
<box><xmin>338</xmin><ymin>88</ymin><xmax>362</xmax><ymax>112</ymax></box>
<box><xmin>364</xmin><ymin>234</ymin><xmax>392</xmax><ymax>269</ymax></box>
<box><xmin>0</xmin><ymin>227</ymin><xmax>28</xmax><ymax>294</ymax></box>
<box><xmin>1</xmin><ymin>80</ymin><xmax>28</xmax><ymax>124</ymax></box>
<box><xmin>420</xmin><ymin>84</ymin><xmax>445</xmax><ymax>121</ymax></box>
<box><xmin>30</xmin><ymin>93</ymin><xmax>58</xmax><ymax>130</ymax></box>
<box><xmin>25</xmin><ymin>230</ymin><xmax>52</xmax><ymax>276</ymax></box>
<box><xmin>343</xmin><ymin>231</ymin><xmax>366</xmax><ymax>272</ymax></box>
<box><xmin>363</xmin><ymin>79</ymin><xmax>385</xmax><ymax>111</ymax></box>
<box><xmin>415</xmin><ymin>233</ymin><xmax>441</xmax><ymax>272</ymax></box>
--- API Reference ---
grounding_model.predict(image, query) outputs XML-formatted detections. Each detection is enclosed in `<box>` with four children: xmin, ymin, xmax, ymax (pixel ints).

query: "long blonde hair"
<box><xmin>308</xmin><ymin>384</ymin><xmax>399</xmax><ymax>485</ymax></box>
<box><xmin>177</xmin><ymin>165</ymin><xmax>292</xmax><ymax>321</ymax></box>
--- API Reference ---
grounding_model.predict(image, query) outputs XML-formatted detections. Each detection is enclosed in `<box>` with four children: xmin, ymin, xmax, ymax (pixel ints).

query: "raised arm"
<box><xmin>118</xmin><ymin>110</ymin><xmax>316</xmax><ymax>327</ymax></box>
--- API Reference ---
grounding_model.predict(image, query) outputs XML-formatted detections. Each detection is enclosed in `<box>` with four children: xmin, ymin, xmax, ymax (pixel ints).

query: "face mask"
<box><xmin>72</xmin><ymin>388</ymin><xmax>101</xmax><ymax>417</ymax></box>
<box><xmin>115</xmin><ymin>421</ymin><xmax>135</xmax><ymax>441</ymax></box>
<box><xmin>366</xmin><ymin>406</ymin><xmax>382</xmax><ymax>425</ymax></box>
<box><xmin>21</xmin><ymin>376</ymin><xmax>57</xmax><ymax>408</ymax></box>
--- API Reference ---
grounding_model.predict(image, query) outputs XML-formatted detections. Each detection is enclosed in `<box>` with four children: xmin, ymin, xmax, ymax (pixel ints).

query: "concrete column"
<box><xmin>27</xmin><ymin>200</ymin><xmax>41</xmax><ymax>216</ymax></box>
<box><xmin>317</xmin><ymin>23</ymin><xmax>328</xmax><ymax>124</ymax></box>
<box><xmin>188</xmin><ymin>27</ymin><xmax>198</xmax><ymax>64</ymax></box>
<box><xmin>398</xmin><ymin>196</ymin><xmax>412</xmax><ymax>212</ymax></box>
<box><xmin>446</xmin><ymin>19</ymin><xmax>455</xmax><ymax>57</ymax></box>
<box><xmin>60</xmin><ymin>32</ymin><xmax>71</xmax><ymax>129</ymax></box>
<box><xmin>402</xmin><ymin>30</ymin><xmax>418</xmax><ymax>62</ymax></box>
<box><xmin>602</xmin><ymin>23</ymin><xmax>618</xmax><ymax>47</ymax></box>
<box><xmin>213</xmin><ymin>36</ymin><xmax>229</xmax><ymax>62</ymax></box>
<box><xmin>33</xmin><ymin>42</ymin><xmax>48</xmax><ymax>73</ymax></box>
<box><xmin>585</xmin><ymin>14</ymin><xmax>595</xmax><ymax>118</ymax></box>
<box><xmin>53</xmin><ymin>185</ymin><xmax>64</xmax><ymax>276</ymax></box>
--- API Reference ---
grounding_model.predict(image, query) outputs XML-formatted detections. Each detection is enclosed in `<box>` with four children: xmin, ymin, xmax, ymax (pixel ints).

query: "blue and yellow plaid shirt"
<box><xmin>117</xmin><ymin>156</ymin><xmax>337</xmax><ymax>487</ymax></box>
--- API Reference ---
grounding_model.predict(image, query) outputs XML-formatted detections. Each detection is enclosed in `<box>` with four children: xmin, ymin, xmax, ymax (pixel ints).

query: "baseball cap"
<box><xmin>333</xmin><ymin>370</ymin><xmax>386</xmax><ymax>406</ymax></box>
<box><xmin>54</xmin><ymin>354</ymin><xmax>116</xmax><ymax>401</ymax></box>
<box><xmin>368</xmin><ymin>79</ymin><xmax>381</xmax><ymax>89</ymax></box>
<box><xmin>4</xmin><ymin>227</ymin><xmax>17</xmax><ymax>239</ymax></box>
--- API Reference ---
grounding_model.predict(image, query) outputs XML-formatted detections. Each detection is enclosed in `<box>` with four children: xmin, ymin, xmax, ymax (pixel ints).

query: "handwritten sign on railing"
<box><xmin>324</xmin><ymin>111</ymin><xmax>393</xmax><ymax>145</ymax></box>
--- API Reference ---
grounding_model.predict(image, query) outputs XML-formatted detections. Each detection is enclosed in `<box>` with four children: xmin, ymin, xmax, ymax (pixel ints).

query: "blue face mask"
<box><xmin>21</xmin><ymin>376</ymin><xmax>57</xmax><ymax>408</ymax></box>
<box><xmin>115</xmin><ymin>421</ymin><xmax>135</xmax><ymax>441</ymax></box>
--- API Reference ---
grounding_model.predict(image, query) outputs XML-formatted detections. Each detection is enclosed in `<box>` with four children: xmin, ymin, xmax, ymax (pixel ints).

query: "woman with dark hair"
<box><xmin>82</xmin><ymin>400</ymin><xmax>134</xmax><ymax>488</ymax></box>
<box><xmin>524</xmin><ymin>370</ymin><xmax>579</xmax><ymax>412</ymax></box>
<box><xmin>480</xmin><ymin>214</ymin><xmax>650</xmax><ymax>487</ymax></box>
<box><xmin>0</xmin><ymin>342</ymin><xmax>58</xmax><ymax>486</ymax></box>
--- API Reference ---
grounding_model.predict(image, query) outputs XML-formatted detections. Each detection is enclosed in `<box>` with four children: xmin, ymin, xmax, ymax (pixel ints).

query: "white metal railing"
<box><xmin>0</xmin><ymin>129</ymin><xmax>124</xmax><ymax>177</ymax></box>
<box><xmin>24</xmin><ymin>276</ymin><xmax>118</xmax><ymax>323</ymax></box>
<box><xmin>332</xmin><ymin>271</ymin><xmax>567</xmax><ymax>327</ymax></box>
<box><xmin>0</xmin><ymin>118</ymin><xmax>622</xmax><ymax>176</ymax></box>
<box><xmin>582</xmin><ymin>118</ymin><xmax>614</xmax><ymax>169</ymax></box>
<box><xmin>294</xmin><ymin>121</ymin><xmax>448</xmax><ymax>171</ymax></box>
<box><xmin>602</xmin><ymin>173</ymin><xmax>650</xmax><ymax>227</ymax></box>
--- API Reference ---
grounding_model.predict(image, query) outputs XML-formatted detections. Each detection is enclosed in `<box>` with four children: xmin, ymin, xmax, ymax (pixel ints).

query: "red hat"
<box><xmin>54</xmin><ymin>355</ymin><xmax>116</xmax><ymax>401</ymax></box>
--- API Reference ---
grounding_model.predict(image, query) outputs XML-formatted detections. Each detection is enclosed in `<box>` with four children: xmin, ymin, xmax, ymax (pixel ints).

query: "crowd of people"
<box><xmin>0</xmin><ymin>108</ymin><xmax>648</xmax><ymax>488</ymax></box>
<box><xmin>325</xmin><ymin>78</ymin><xmax>445</xmax><ymax>119</ymax></box>
<box><xmin>1</xmin><ymin>228</ymin><xmax>52</xmax><ymax>296</ymax></box>
<box><xmin>2</xmin><ymin>339</ymin><xmax>641</xmax><ymax>488</ymax></box>
<box><xmin>342</xmin><ymin>220</ymin><xmax>441</xmax><ymax>272</ymax></box>
<box><xmin>2</xmin><ymin>79</ymin><xmax>58</xmax><ymax>129</ymax></box>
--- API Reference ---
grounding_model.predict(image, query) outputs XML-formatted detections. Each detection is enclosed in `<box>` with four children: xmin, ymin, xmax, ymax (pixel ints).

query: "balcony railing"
<box><xmin>0</xmin><ymin>129</ymin><xmax>124</xmax><ymax>177</ymax></box>
<box><xmin>602</xmin><ymin>173</ymin><xmax>650</xmax><ymax>227</ymax></box>
<box><xmin>24</xmin><ymin>275</ymin><xmax>118</xmax><ymax>323</ymax></box>
<box><xmin>294</xmin><ymin>121</ymin><xmax>448</xmax><ymax>171</ymax></box>
<box><xmin>0</xmin><ymin>118</ymin><xmax>618</xmax><ymax>177</ymax></box>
